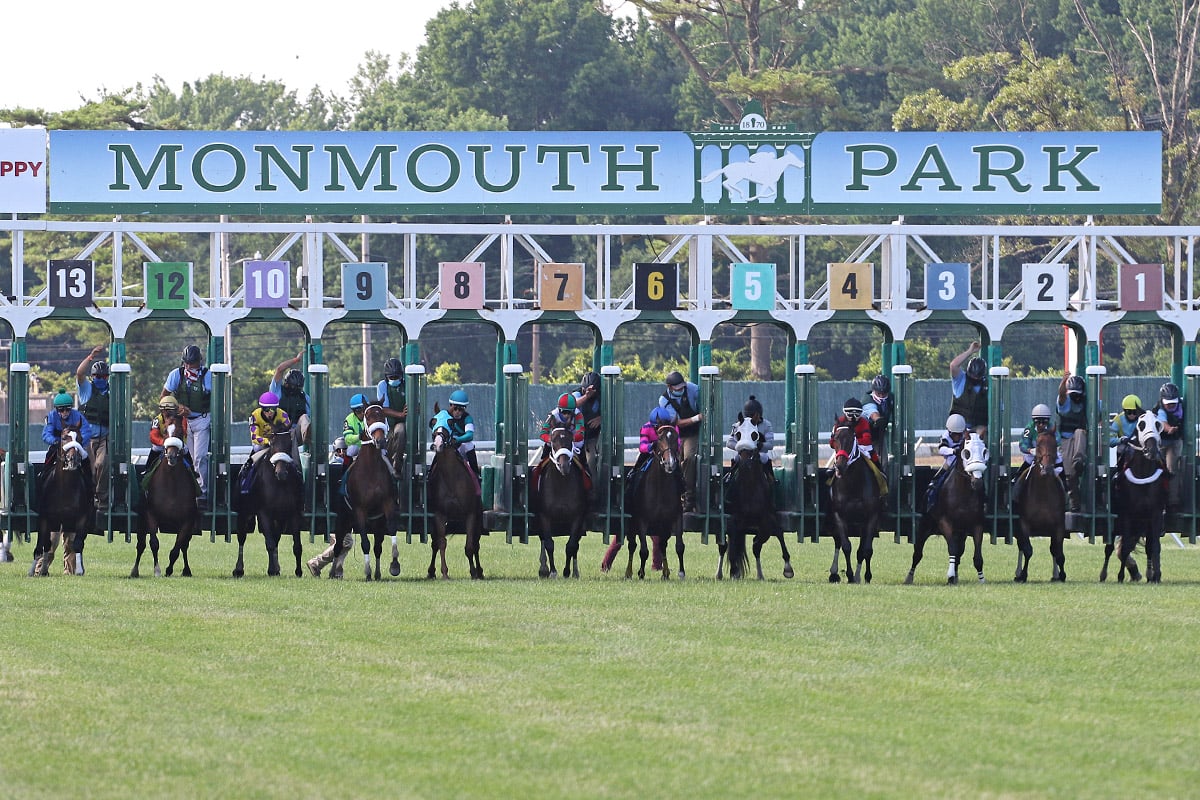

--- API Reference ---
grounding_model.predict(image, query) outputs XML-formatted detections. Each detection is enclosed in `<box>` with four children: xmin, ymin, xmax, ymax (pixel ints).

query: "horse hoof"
<box><xmin>977</xmin><ymin>575</ymin><xmax>985</xmax><ymax>583</ymax></box>
<box><xmin>166</xmin><ymin>567</ymin><xmax>174</xmax><ymax>577</ymax></box>
<box><xmin>154</xmin><ymin>566</ymin><xmax>162</xmax><ymax>578</ymax></box>
<box><xmin>232</xmin><ymin>569</ymin><xmax>243</xmax><ymax>579</ymax></box>
<box><xmin>864</xmin><ymin>569</ymin><xmax>872</xmax><ymax>584</ymax></box>
<box><xmin>947</xmin><ymin>575</ymin><xmax>958</xmax><ymax>585</ymax></box>
<box><xmin>389</xmin><ymin>560</ymin><xmax>401</xmax><ymax>577</ymax></box>
<box><xmin>828</xmin><ymin>572</ymin><xmax>840</xmax><ymax>583</ymax></box>
<box><xmin>1</xmin><ymin>550</ymin><xmax>12</xmax><ymax>563</ymax></box>
<box><xmin>538</xmin><ymin>567</ymin><xmax>550</xmax><ymax>578</ymax></box>
<box><xmin>904</xmin><ymin>572</ymin><xmax>914</xmax><ymax>585</ymax></box>
<box><xmin>783</xmin><ymin>564</ymin><xmax>795</xmax><ymax>579</ymax></box>
<box><xmin>129</xmin><ymin>571</ymin><xmax>139</xmax><ymax>579</ymax></box>
<box><xmin>182</xmin><ymin>568</ymin><xmax>192</xmax><ymax>577</ymax></box>
<box><xmin>677</xmin><ymin>569</ymin><xmax>685</xmax><ymax>580</ymax></box>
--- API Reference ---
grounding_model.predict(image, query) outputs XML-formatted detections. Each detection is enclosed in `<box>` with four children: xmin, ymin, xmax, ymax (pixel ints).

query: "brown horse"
<box><xmin>906</xmin><ymin>433</ymin><xmax>988</xmax><ymax>585</ymax></box>
<box><xmin>32</xmin><ymin>431</ymin><xmax>92</xmax><ymax>577</ymax></box>
<box><xmin>428</xmin><ymin>412</ymin><xmax>484</xmax><ymax>579</ymax></box>
<box><xmin>1104</xmin><ymin>412</ymin><xmax>1168</xmax><ymax>583</ymax></box>
<box><xmin>132</xmin><ymin>437</ymin><xmax>200</xmax><ymax>578</ymax></box>
<box><xmin>826</xmin><ymin>425</ymin><xmax>881</xmax><ymax>583</ymax></box>
<box><xmin>624</xmin><ymin>425</ymin><xmax>685</xmax><ymax>580</ymax></box>
<box><xmin>235</xmin><ymin>432</ymin><xmax>305</xmax><ymax>577</ymax></box>
<box><xmin>531</xmin><ymin>425</ymin><xmax>589</xmax><ymax>579</ymax></box>
<box><xmin>346</xmin><ymin>405</ymin><xmax>401</xmax><ymax>580</ymax></box>
<box><xmin>1013</xmin><ymin>431</ymin><xmax>1067</xmax><ymax>582</ymax></box>
<box><xmin>721</xmin><ymin>417</ymin><xmax>792</xmax><ymax>581</ymax></box>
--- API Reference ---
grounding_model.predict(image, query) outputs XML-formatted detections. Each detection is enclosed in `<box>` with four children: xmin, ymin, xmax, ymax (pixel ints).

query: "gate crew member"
<box><xmin>949</xmin><ymin>341</ymin><xmax>989</xmax><ymax>437</ymax></box>
<box><xmin>162</xmin><ymin>344</ymin><xmax>212</xmax><ymax>502</ymax></box>
<box><xmin>1155</xmin><ymin>382</ymin><xmax>1185</xmax><ymax>509</ymax></box>
<box><xmin>659</xmin><ymin>370</ymin><xmax>703</xmax><ymax>512</ymax></box>
<box><xmin>1056</xmin><ymin>373</ymin><xmax>1087</xmax><ymax>512</ymax></box>
<box><xmin>861</xmin><ymin>374</ymin><xmax>894</xmax><ymax>469</ymax></box>
<box><xmin>573</xmin><ymin>371</ymin><xmax>602</xmax><ymax>468</ymax></box>
<box><xmin>1011</xmin><ymin>404</ymin><xmax>1062</xmax><ymax>510</ymax></box>
<box><xmin>271</xmin><ymin>353</ymin><xmax>311</xmax><ymax>456</ymax></box>
<box><xmin>375</xmin><ymin>357</ymin><xmax>408</xmax><ymax>462</ymax></box>
<box><xmin>75</xmin><ymin>345</ymin><xmax>110</xmax><ymax>513</ymax></box>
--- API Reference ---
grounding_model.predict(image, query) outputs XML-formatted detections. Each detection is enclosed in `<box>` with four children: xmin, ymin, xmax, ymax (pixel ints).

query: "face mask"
<box><xmin>93</xmin><ymin>378</ymin><xmax>108</xmax><ymax>392</ymax></box>
<box><xmin>388</xmin><ymin>379</ymin><xmax>402</xmax><ymax>387</ymax></box>
<box><xmin>669</xmin><ymin>386</ymin><xmax>684</xmax><ymax>398</ymax></box>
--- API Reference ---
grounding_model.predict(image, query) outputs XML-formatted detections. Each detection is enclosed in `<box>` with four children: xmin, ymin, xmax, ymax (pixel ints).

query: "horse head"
<box><xmin>960</xmin><ymin>433</ymin><xmax>989</xmax><ymax>484</ymax></box>
<box><xmin>162</xmin><ymin>436</ymin><xmax>185</xmax><ymax>466</ymax></box>
<box><xmin>1034</xmin><ymin>430</ymin><xmax>1058</xmax><ymax>477</ymax></box>
<box><xmin>268</xmin><ymin>435</ymin><xmax>296</xmax><ymax>481</ymax></box>
<box><xmin>59</xmin><ymin>430</ymin><xmax>85</xmax><ymax>471</ymax></box>
<box><xmin>654</xmin><ymin>425</ymin><xmax>679</xmax><ymax>473</ymax></box>
<box><xmin>830</xmin><ymin>425</ymin><xmax>858</xmax><ymax>477</ymax></box>
<box><xmin>548</xmin><ymin>426</ymin><xmax>575</xmax><ymax>476</ymax></box>
<box><xmin>730</xmin><ymin>416</ymin><xmax>763</xmax><ymax>456</ymax></box>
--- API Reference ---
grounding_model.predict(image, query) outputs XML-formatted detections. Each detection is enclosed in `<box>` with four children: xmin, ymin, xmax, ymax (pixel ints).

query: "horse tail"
<box><xmin>700</xmin><ymin>166</ymin><xmax>726</xmax><ymax>183</ymax></box>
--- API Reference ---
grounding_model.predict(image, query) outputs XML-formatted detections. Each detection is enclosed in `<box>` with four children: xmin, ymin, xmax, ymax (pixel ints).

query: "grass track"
<box><xmin>1</xmin><ymin>532</ymin><xmax>1197</xmax><ymax>799</ymax></box>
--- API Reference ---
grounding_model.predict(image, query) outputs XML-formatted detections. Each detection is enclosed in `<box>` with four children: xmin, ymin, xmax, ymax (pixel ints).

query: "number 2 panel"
<box><xmin>144</xmin><ymin>262</ymin><xmax>192</xmax><ymax>310</ymax></box>
<box><xmin>537</xmin><ymin>262</ymin><xmax>584</xmax><ymax>310</ymax></box>
<box><xmin>439</xmin><ymin>262</ymin><xmax>485</xmax><ymax>310</ymax></box>
<box><xmin>1021</xmin><ymin>263</ymin><xmax>1069</xmax><ymax>310</ymax></box>
<box><xmin>342</xmin><ymin>262</ymin><xmax>388</xmax><ymax>310</ymax></box>
<box><xmin>1118</xmin><ymin>264</ymin><xmax>1163</xmax><ymax>311</ymax></box>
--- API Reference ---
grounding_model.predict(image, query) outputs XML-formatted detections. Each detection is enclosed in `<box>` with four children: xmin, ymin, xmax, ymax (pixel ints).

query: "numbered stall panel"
<box><xmin>244</xmin><ymin>260</ymin><xmax>291</xmax><ymax>308</ymax></box>
<box><xmin>633</xmin><ymin>262</ymin><xmax>679</xmax><ymax>310</ymax></box>
<box><xmin>1118</xmin><ymin>263</ymin><xmax>1164</xmax><ymax>311</ymax></box>
<box><xmin>48</xmin><ymin>259</ymin><xmax>93</xmax><ymax>307</ymax></box>
<box><xmin>342</xmin><ymin>262</ymin><xmax>388</xmax><ymax>310</ymax></box>
<box><xmin>439</xmin><ymin>262</ymin><xmax>485</xmax><ymax>309</ymax></box>
<box><xmin>924</xmin><ymin>262</ymin><xmax>970</xmax><ymax>310</ymax></box>
<box><xmin>144</xmin><ymin>262</ymin><xmax>192</xmax><ymax>310</ymax></box>
<box><xmin>828</xmin><ymin>262</ymin><xmax>873</xmax><ymax>310</ymax></box>
<box><xmin>1021</xmin><ymin>263</ymin><xmax>1069</xmax><ymax>310</ymax></box>
<box><xmin>731</xmin><ymin>262</ymin><xmax>776</xmax><ymax>310</ymax></box>
<box><xmin>537</xmin><ymin>262</ymin><xmax>584</xmax><ymax>310</ymax></box>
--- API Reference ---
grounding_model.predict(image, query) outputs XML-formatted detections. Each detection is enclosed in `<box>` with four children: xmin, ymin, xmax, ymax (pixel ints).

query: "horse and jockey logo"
<box><xmin>701</xmin><ymin>149</ymin><xmax>805</xmax><ymax>203</ymax></box>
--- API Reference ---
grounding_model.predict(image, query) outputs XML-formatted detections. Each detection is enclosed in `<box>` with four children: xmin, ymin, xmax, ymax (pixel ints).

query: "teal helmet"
<box><xmin>53</xmin><ymin>392</ymin><xmax>74</xmax><ymax>410</ymax></box>
<box><xmin>449</xmin><ymin>389</ymin><xmax>469</xmax><ymax>407</ymax></box>
<box><xmin>350</xmin><ymin>393</ymin><xmax>368</xmax><ymax>410</ymax></box>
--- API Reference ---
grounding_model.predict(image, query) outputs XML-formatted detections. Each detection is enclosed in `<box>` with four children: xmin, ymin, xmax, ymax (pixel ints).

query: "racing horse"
<box><xmin>1013</xmin><ymin>431</ymin><xmax>1067</xmax><ymax>582</ymax></box>
<box><xmin>905</xmin><ymin>433</ymin><xmax>988</xmax><ymax>585</ymax></box>
<box><xmin>31</xmin><ymin>431</ymin><xmax>92</xmax><ymax>577</ymax></box>
<box><xmin>624</xmin><ymin>424</ymin><xmax>684</xmax><ymax>579</ymax></box>
<box><xmin>428</xmin><ymin>410</ymin><xmax>484</xmax><ymax>579</ymax></box>
<box><xmin>826</xmin><ymin>424</ymin><xmax>881</xmax><ymax>584</ymax></box>
<box><xmin>531</xmin><ymin>425</ymin><xmax>589</xmax><ymax>578</ymax></box>
<box><xmin>346</xmin><ymin>405</ymin><xmax>402</xmax><ymax>580</ymax></box>
<box><xmin>720</xmin><ymin>417</ymin><xmax>794</xmax><ymax>581</ymax></box>
<box><xmin>131</xmin><ymin>437</ymin><xmax>200</xmax><ymax>578</ymax></box>
<box><xmin>1105</xmin><ymin>411</ymin><xmax>1168</xmax><ymax>583</ymax></box>
<box><xmin>234</xmin><ymin>431</ymin><xmax>305</xmax><ymax>577</ymax></box>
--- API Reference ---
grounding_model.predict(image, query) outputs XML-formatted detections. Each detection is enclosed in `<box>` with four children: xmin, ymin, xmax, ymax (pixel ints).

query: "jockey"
<box><xmin>248</xmin><ymin>392</ymin><xmax>293</xmax><ymax>461</ymax></box>
<box><xmin>1109</xmin><ymin>394</ymin><xmax>1144</xmax><ymax>466</ymax></box>
<box><xmin>39</xmin><ymin>390</ymin><xmax>93</xmax><ymax>508</ymax></box>
<box><xmin>1154</xmin><ymin>382</ymin><xmax>1185</xmax><ymax>507</ymax></box>
<box><xmin>143</xmin><ymin>395</ymin><xmax>194</xmax><ymax>480</ymax></box>
<box><xmin>539</xmin><ymin>392</ymin><xmax>585</xmax><ymax>464</ymax></box>
<box><xmin>923</xmin><ymin>413</ymin><xmax>969</xmax><ymax>513</ymax></box>
<box><xmin>341</xmin><ymin>394</ymin><xmax>370</xmax><ymax>459</ymax></box>
<box><xmin>830</xmin><ymin>397</ymin><xmax>876</xmax><ymax>463</ymax></box>
<box><xmin>726</xmin><ymin>396</ymin><xmax>774</xmax><ymax>480</ymax></box>
<box><xmin>1056</xmin><ymin>373</ymin><xmax>1087</xmax><ymax>511</ymax></box>
<box><xmin>1012</xmin><ymin>404</ymin><xmax>1062</xmax><ymax>509</ymax></box>
<box><xmin>444</xmin><ymin>389</ymin><xmax>480</xmax><ymax>478</ymax></box>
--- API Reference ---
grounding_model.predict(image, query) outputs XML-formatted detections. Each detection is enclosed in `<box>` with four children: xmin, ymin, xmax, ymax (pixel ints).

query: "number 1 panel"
<box><xmin>1118</xmin><ymin>263</ymin><xmax>1163</xmax><ymax>311</ymax></box>
<box><xmin>342</xmin><ymin>262</ymin><xmax>388</xmax><ymax>310</ymax></box>
<box><xmin>144</xmin><ymin>262</ymin><xmax>192</xmax><ymax>310</ymax></box>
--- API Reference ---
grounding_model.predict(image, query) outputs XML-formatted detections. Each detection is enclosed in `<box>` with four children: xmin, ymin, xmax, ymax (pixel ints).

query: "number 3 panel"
<box><xmin>342</xmin><ymin>262</ymin><xmax>388</xmax><ymax>310</ymax></box>
<box><xmin>439</xmin><ymin>262</ymin><xmax>485</xmax><ymax>310</ymax></box>
<box><xmin>1021</xmin><ymin>263</ymin><xmax>1069</xmax><ymax>310</ymax></box>
<box><xmin>537</xmin><ymin>262</ymin><xmax>584</xmax><ymax>310</ymax></box>
<box><xmin>1118</xmin><ymin>264</ymin><xmax>1163</xmax><ymax>311</ymax></box>
<box><xmin>144</xmin><ymin>262</ymin><xmax>192</xmax><ymax>310</ymax></box>
<box><xmin>827</xmin><ymin>262</ymin><xmax>873</xmax><ymax>310</ymax></box>
<box><xmin>924</xmin><ymin>263</ymin><xmax>970</xmax><ymax>310</ymax></box>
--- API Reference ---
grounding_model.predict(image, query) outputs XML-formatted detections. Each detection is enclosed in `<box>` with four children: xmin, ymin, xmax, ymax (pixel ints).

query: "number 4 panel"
<box><xmin>827</xmin><ymin>262</ymin><xmax>873</xmax><ymax>310</ymax></box>
<box><xmin>144</xmin><ymin>262</ymin><xmax>192</xmax><ymax>310</ymax></box>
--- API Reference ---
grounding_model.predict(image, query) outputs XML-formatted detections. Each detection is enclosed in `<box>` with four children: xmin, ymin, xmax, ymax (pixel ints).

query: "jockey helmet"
<box><xmin>557</xmin><ymin>392</ymin><xmax>576</xmax><ymax>412</ymax></box>
<box><xmin>1160</xmin><ymin>382</ymin><xmax>1181</xmax><ymax>405</ymax></box>
<box><xmin>650</xmin><ymin>406</ymin><xmax>677</xmax><ymax>426</ymax></box>
<box><xmin>1121</xmin><ymin>394</ymin><xmax>1142</xmax><ymax>412</ymax></box>
<box><xmin>181</xmin><ymin>344</ymin><xmax>203</xmax><ymax>365</ymax></box>
<box><xmin>283</xmin><ymin>368</ymin><xmax>304</xmax><ymax>389</ymax></box>
<box><xmin>53</xmin><ymin>392</ymin><xmax>74</xmax><ymax>410</ymax></box>
<box><xmin>350</xmin><ymin>393</ymin><xmax>368</xmax><ymax>410</ymax></box>
<box><xmin>158</xmin><ymin>396</ymin><xmax>179</xmax><ymax>412</ymax></box>
<box><xmin>258</xmin><ymin>391</ymin><xmax>279</xmax><ymax>408</ymax></box>
<box><xmin>946</xmin><ymin>413</ymin><xmax>968</xmax><ymax>434</ymax></box>
<box><xmin>742</xmin><ymin>395</ymin><xmax>763</xmax><ymax>418</ymax></box>
<box><xmin>90</xmin><ymin>360</ymin><xmax>110</xmax><ymax>377</ymax></box>
<box><xmin>664</xmin><ymin>370</ymin><xmax>685</xmax><ymax>388</ymax></box>
<box><xmin>449</xmin><ymin>389</ymin><xmax>470</xmax><ymax>407</ymax></box>
<box><xmin>965</xmin><ymin>356</ymin><xmax>987</xmax><ymax>382</ymax></box>
<box><xmin>871</xmin><ymin>374</ymin><xmax>890</xmax><ymax>395</ymax></box>
<box><xmin>580</xmin><ymin>371</ymin><xmax>600</xmax><ymax>392</ymax></box>
<box><xmin>1031</xmin><ymin>404</ymin><xmax>1052</xmax><ymax>422</ymax></box>
<box><xmin>383</xmin><ymin>357</ymin><xmax>403</xmax><ymax>380</ymax></box>
<box><xmin>332</xmin><ymin>436</ymin><xmax>347</xmax><ymax>451</ymax></box>
<box><xmin>842</xmin><ymin>397</ymin><xmax>863</xmax><ymax>420</ymax></box>
<box><xmin>1065</xmin><ymin>375</ymin><xmax>1085</xmax><ymax>398</ymax></box>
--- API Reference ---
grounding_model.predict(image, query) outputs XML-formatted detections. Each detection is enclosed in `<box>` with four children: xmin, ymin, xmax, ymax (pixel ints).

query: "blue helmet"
<box><xmin>650</xmin><ymin>406</ymin><xmax>678</xmax><ymax>426</ymax></box>
<box><xmin>449</xmin><ymin>389</ymin><xmax>469</xmax><ymax>407</ymax></box>
<box><xmin>350</xmin><ymin>393</ymin><xmax>368</xmax><ymax>410</ymax></box>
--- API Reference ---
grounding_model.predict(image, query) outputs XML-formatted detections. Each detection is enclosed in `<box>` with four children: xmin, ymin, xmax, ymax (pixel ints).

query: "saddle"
<box><xmin>531</xmin><ymin>453</ymin><xmax>592</xmax><ymax>495</ymax></box>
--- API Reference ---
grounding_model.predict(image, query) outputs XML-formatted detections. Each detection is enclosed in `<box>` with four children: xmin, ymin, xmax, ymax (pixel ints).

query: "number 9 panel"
<box><xmin>342</xmin><ymin>262</ymin><xmax>388</xmax><ymax>310</ymax></box>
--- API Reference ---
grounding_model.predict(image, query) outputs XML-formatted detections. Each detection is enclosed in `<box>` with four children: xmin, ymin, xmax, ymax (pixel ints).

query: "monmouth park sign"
<box><xmin>3</xmin><ymin>127</ymin><xmax>1165</xmax><ymax>216</ymax></box>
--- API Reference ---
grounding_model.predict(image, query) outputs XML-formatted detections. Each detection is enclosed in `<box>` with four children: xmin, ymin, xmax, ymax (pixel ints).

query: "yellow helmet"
<box><xmin>1121</xmin><ymin>394</ymin><xmax>1142</xmax><ymax>412</ymax></box>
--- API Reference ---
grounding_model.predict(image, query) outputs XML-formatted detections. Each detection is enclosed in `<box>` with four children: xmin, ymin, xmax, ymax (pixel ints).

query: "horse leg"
<box><xmin>1014</xmin><ymin>531</ymin><xmax>1032</xmax><ymax>583</ymax></box>
<box><xmin>130</xmin><ymin>532</ymin><xmax>146</xmax><ymax>579</ymax></box>
<box><xmin>373</xmin><ymin>533</ymin><xmax>384</xmax><ymax>581</ymax></box>
<box><xmin>775</xmin><ymin>528</ymin><xmax>794</xmax><ymax>580</ymax></box>
<box><xmin>624</xmin><ymin>533</ymin><xmax>636</xmax><ymax>580</ymax></box>
<box><xmin>361</xmin><ymin>526</ymin><xmax>374</xmax><ymax>581</ymax></box>
<box><xmin>1118</xmin><ymin>529</ymin><xmax>1141</xmax><ymax>584</ymax></box>
<box><xmin>600</xmin><ymin>533</ymin><xmax>622</xmax><ymax>574</ymax></box>
<box><xmin>71</xmin><ymin>528</ymin><xmax>86</xmax><ymax>576</ymax></box>
<box><xmin>166</xmin><ymin>534</ymin><xmax>183</xmax><ymax>577</ymax></box>
<box><xmin>566</xmin><ymin>533</ymin><xmax>582</xmax><ymax>580</ymax></box>
<box><xmin>972</xmin><ymin>530</ymin><xmax>985</xmax><ymax>582</ymax></box>
<box><xmin>637</xmin><ymin>534</ymin><xmax>649</xmax><ymax>580</ymax></box>
<box><xmin>1100</xmin><ymin>540</ymin><xmax>1114</xmax><ymax>582</ymax></box>
<box><xmin>540</xmin><ymin>535</ymin><xmax>556</xmax><ymax>579</ymax></box>
<box><xmin>0</xmin><ymin>529</ymin><xmax>12</xmax><ymax>562</ymax></box>
<box><xmin>1050</xmin><ymin>534</ymin><xmax>1066</xmax><ymax>582</ymax></box>
<box><xmin>232</xmin><ymin>533</ymin><xmax>247</xmax><ymax>578</ymax></box>
<box><xmin>466</xmin><ymin>520</ymin><xmax>483</xmax><ymax>580</ymax></box>
<box><xmin>856</xmin><ymin>533</ymin><xmax>875</xmax><ymax>584</ymax></box>
<box><xmin>1147</xmin><ymin>533</ymin><xmax>1163</xmax><ymax>583</ymax></box>
<box><xmin>946</xmin><ymin>531</ymin><xmax>961</xmax><ymax>585</ymax></box>
<box><xmin>150</xmin><ymin>533</ymin><xmax>161</xmax><ymax>578</ymax></box>
<box><xmin>389</xmin><ymin>533</ymin><xmax>401</xmax><ymax>577</ymax></box>
<box><xmin>674</xmin><ymin>529</ymin><xmax>685</xmax><ymax>580</ymax></box>
<box><xmin>715</xmin><ymin>536</ymin><xmax>727</xmax><ymax>581</ymax></box>
<box><xmin>292</xmin><ymin>530</ymin><xmax>304</xmax><ymax>578</ymax></box>
<box><xmin>752</xmin><ymin>533</ymin><xmax>767</xmax><ymax>581</ymax></box>
<box><xmin>905</xmin><ymin>520</ymin><xmax>932</xmax><ymax>584</ymax></box>
<box><xmin>180</xmin><ymin>531</ymin><xmax>194</xmax><ymax>577</ymax></box>
<box><xmin>266</xmin><ymin>528</ymin><xmax>282</xmax><ymax>577</ymax></box>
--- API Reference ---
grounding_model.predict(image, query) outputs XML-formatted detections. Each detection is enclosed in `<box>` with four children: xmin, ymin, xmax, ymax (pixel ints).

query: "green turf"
<box><xmin>1</xmin><ymin>531</ymin><xmax>1196</xmax><ymax>799</ymax></box>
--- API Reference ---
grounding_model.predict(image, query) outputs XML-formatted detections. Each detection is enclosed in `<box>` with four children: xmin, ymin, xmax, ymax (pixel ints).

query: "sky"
<box><xmin>1</xmin><ymin>0</ymin><xmax>457</xmax><ymax>112</ymax></box>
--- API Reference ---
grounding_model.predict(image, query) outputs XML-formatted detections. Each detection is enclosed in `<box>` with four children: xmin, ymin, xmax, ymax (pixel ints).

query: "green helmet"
<box><xmin>53</xmin><ymin>392</ymin><xmax>74</xmax><ymax>410</ymax></box>
<box><xmin>1121</xmin><ymin>394</ymin><xmax>1142</xmax><ymax>412</ymax></box>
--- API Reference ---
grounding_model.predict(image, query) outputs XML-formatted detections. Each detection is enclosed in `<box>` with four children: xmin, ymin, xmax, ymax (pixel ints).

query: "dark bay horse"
<box><xmin>32</xmin><ymin>431</ymin><xmax>92</xmax><ymax>577</ymax></box>
<box><xmin>132</xmin><ymin>437</ymin><xmax>199</xmax><ymax>578</ymax></box>
<box><xmin>1014</xmin><ymin>431</ymin><xmax>1067</xmax><ymax>582</ymax></box>
<box><xmin>721</xmin><ymin>417</ymin><xmax>793</xmax><ymax>581</ymax></box>
<box><xmin>1105</xmin><ymin>412</ymin><xmax>1167</xmax><ymax>583</ymax></box>
<box><xmin>625</xmin><ymin>425</ymin><xmax>684</xmax><ymax>579</ymax></box>
<box><xmin>346</xmin><ymin>406</ymin><xmax>402</xmax><ymax>580</ymax></box>
<box><xmin>826</xmin><ymin>425</ymin><xmax>881</xmax><ymax>584</ymax></box>
<box><xmin>531</xmin><ymin>426</ymin><xmax>588</xmax><ymax>578</ymax></box>
<box><xmin>428</xmin><ymin>414</ymin><xmax>484</xmax><ymax>579</ymax></box>
<box><xmin>235</xmin><ymin>433</ymin><xmax>305</xmax><ymax>577</ymax></box>
<box><xmin>906</xmin><ymin>433</ymin><xmax>988</xmax><ymax>585</ymax></box>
